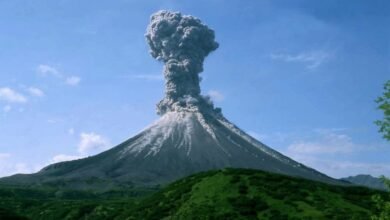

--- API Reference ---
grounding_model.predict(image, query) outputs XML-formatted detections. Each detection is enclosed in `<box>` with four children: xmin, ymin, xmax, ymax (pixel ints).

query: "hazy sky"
<box><xmin>0</xmin><ymin>0</ymin><xmax>389</xmax><ymax>178</ymax></box>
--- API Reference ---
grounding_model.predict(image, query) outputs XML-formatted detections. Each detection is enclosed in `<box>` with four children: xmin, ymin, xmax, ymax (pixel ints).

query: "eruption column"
<box><xmin>145</xmin><ymin>10</ymin><xmax>219</xmax><ymax>115</ymax></box>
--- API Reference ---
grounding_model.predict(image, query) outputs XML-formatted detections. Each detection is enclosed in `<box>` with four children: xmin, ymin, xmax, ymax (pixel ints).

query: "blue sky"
<box><xmin>0</xmin><ymin>0</ymin><xmax>389</xmax><ymax>178</ymax></box>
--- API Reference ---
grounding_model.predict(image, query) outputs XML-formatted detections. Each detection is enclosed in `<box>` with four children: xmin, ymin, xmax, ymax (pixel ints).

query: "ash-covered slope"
<box><xmin>0</xmin><ymin>11</ymin><xmax>344</xmax><ymax>189</ymax></box>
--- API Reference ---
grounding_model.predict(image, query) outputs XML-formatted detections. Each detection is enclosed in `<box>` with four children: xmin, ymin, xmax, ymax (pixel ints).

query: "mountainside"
<box><xmin>0</xmin><ymin>111</ymin><xmax>342</xmax><ymax>189</ymax></box>
<box><xmin>341</xmin><ymin>175</ymin><xmax>387</xmax><ymax>191</ymax></box>
<box><xmin>0</xmin><ymin>169</ymin><xmax>383</xmax><ymax>220</ymax></box>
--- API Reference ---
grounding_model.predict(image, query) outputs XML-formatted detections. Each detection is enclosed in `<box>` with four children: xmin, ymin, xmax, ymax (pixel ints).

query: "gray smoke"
<box><xmin>145</xmin><ymin>10</ymin><xmax>219</xmax><ymax>115</ymax></box>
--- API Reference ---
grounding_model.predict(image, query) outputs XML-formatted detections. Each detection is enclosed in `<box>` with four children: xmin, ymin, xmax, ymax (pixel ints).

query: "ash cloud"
<box><xmin>145</xmin><ymin>10</ymin><xmax>220</xmax><ymax>115</ymax></box>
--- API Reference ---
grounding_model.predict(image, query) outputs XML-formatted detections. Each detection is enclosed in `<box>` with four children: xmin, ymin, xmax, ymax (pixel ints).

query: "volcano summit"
<box><xmin>0</xmin><ymin>11</ymin><xmax>342</xmax><ymax>189</ymax></box>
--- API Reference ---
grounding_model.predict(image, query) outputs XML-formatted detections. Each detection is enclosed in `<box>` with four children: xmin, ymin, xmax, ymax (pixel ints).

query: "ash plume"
<box><xmin>145</xmin><ymin>10</ymin><xmax>219</xmax><ymax>115</ymax></box>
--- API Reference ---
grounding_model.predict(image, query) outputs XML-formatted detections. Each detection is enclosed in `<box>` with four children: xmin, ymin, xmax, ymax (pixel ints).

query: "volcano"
<box><xmin>0</xmin><ymin>109</ymin><xmax>341</xmax><ymax>189</ymax></box>
<box><xmin>0</xmin><ymin>11</ymin><xmax>343</xmax><ymax>189</ymax></box>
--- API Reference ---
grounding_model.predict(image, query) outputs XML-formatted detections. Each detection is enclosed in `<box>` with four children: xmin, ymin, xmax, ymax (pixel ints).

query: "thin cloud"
<box><xmin>65</xmin><ymin>76</ymin><xmax>81</xmax><ymax>86</ymax></box>
<box><xmin>37</xmin><ymin>64</ymin><xmax>81</xmax><ymax>86</ymax></box>
<box><xmin>270</xmin><ymin>50</ymin><xmax>331</xmax><ymax>69</ymax></box>
<box><xmin>13</xmin><ymin>163</ymin><xmax>35</xmax><ymax>174</ymax></box>
<box><xmin>0</xmin><ymin>87</ymin><xmax>27</xmax><ymax>103</ymax></box>
<box><xmin>208</xmin><ymin>90</ymin><xmax>225</xmax><ymax>102</ymax></box>
<box><xmin>68</xmin><ymin>128</ymin><xmax>75</xmax><ymax>135</ymax></box>
<box><xmin>37</xmin><ymin>64</ymin><xmax>62</xmax><ymax>77</ymax></box>
<box><xmin>0</xmin><ymin>153</ymin><xmax>11</xmax><ymax>159</ymax></box>
<box><xmin>284</xmin><ymin>153</ymin><xmax>390</xmax><ymax>178</ymax></box>
<box><xmin>3</xmin><ymin>105</ymin><xmax>12</xmax><ymax>113</ymax></box>
<box><xmin>78</xmin><ymin>132</ymin><xmax>111</xmax><ymax>156</ymax></box>
<box><xmin>287</xmin><ymin>132</ymin><xmax>355</xmax><ymax>154</ymax></box>
<box><xmin>0</xmin><ymin>154</ymin><xmax>42</xmax><ymax>177</ymax></box>
<box><xmin>27</xmin><ymin>87</ymin><xmax>45</xmax><ymax>97</ymax></box>
<box><xmin>47</xmin><ymin>118</ymin><xmax>64</xmax><ymax>124</ymax></box>
<box><xmin>48</xmin><ymin>132</ymin><xmax>110</xmax><ymax>164</ymax></box>
<box><xmin>130</xmin><ymin>74</ymin><xmax>164</xmax><ymax>81</ymax></box>
<box><xmin>281</xmin><ymin>129</ymin><xmax>390</xmax><ymax>178</ymax></box>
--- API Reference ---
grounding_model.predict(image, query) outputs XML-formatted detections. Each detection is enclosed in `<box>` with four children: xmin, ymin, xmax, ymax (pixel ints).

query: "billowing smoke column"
<box><xmin>145</xmin><ymin>10</ymin><xmax>220</xmax><ymax>115</ymax></box>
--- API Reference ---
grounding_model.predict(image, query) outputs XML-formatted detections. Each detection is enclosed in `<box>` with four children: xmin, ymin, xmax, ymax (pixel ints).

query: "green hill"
<box><xmin>0</xmin><ymin>168</ymin><xmax>386</xmax><ymax>219</ymax></box>
<box><xmin>126</xmin><ymin>168</ymin><xmax>384</xmax><ymax>220</ymax></box>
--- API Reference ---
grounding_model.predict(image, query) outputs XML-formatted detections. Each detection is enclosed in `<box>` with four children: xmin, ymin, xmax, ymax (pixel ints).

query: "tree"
<box><xmin>375</xmin><ymin>80</ymin><xmax>390</xmax><ymax>141</ymax></box>
<box><xmin>371</xmin><ymin>176</ymin><xmax>390</xmax><ymax>220</ymax></box>
<box><xmin>371</xmin><ymin>80</ymin><xmax>390</xmax><ymax>220</ymax></box>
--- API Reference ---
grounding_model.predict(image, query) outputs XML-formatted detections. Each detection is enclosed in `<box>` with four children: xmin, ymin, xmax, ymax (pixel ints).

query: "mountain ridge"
<box><xmin>341</xmin><ymin>174</ymin><xmax>387</xmax><ymax>191</ymax></box>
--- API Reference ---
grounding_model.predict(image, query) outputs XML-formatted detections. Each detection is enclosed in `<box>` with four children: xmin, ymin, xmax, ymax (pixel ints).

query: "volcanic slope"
<box><xmin>0</xmin><ymin>110</ymin><xmax>342</xmax><ymax>189</ymax></box>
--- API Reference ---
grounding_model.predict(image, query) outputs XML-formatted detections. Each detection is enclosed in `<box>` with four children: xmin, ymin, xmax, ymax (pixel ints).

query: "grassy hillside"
<box><xmin>0</xmin><ymin>168</ymin><xmax>386</xmax><ymax>219</ymax></box>
<box><xmin>125</xmin><ymin>169</ymin><xmax>385</xmax><ymax>219</ymax></box>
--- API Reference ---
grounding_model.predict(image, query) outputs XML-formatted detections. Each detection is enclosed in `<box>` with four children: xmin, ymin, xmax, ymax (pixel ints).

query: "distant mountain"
<box><xmin>0</xmin><ymin>169</ymin><xmax>379</xmax><ymax>219</ymax></box>
<box><xmin>341</xmin><ymin>174</ymin><xmax>387</xmax><ymax>191</ymax></box>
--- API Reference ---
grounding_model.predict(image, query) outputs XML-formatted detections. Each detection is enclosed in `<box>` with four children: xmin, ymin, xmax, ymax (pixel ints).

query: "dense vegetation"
<box><xmin>0</xmin><ymin>168</ymin><xmax>386</xmax><ymax>219</ymax></box>
<box><xmin>371</xmin><ymin>176</ymin><xmax>390</xmax><ymax>220</ymax></box>
<box><xmin>128</xmin><ymin>169</ymin><xmax>385</xmax><ymax>220</ymax></box>
<box><xmin>0</xmin><ymin>186</ymin><xmax>157</xmax><ymax>220</ymax></box>
<box><xmin>372</xmin><ymin>79</ymin><xmax>390</xmax><ymax>220</ymax></box>
<box><xmin>375</xmin><ymin>80</ymin><xmax>390</xmax><ymax>141</ymax></box>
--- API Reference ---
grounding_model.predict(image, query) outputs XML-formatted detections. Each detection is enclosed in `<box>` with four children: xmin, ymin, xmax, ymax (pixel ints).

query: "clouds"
<box><xmin>27</xmin><ymin>87</ymin><xmax>45</xmax><ymax>97</ymax></box>
<box><xmin>3</xmin><ymin>105</ymin><xmax>12</xmax><ymax>113</ymax></box>
<box><xmin>0</xmin><ymin>64</ymin><xmax>82</xmax><ymax>115</ymax></box>
<box><xmin>0</xmin><ymin>153</ymin><xmax>41</xmax><ymax>177</ymax></box>
<box><xmin>0</xmin><ymin>153</ymin><xmax>11</xmax><ymax>160</ymax></box>
<box><xmin>1</xmin><ymin>64</ymin><xmax>81</xmax><ymax>117</ymax></box>
<box><xmin>65</xmin><ymin>76</ymin><xmax>81</xmax><ymax>86</ymax></box>
<box><xmin>287</xmin><ymin>131</ymin><xmax>355</xmax><ymax>154</ymax></box>
<box><xmin>78</xmin><ymin>132</ymin><xmax>111</xmax><ymax>155</ymax></box>
<box><xmin>37</xmin><ymin>64</ymin><xmax>61</xmax><ymax>77</ymax></box>
<box><xmin>0</xmin><ymin>87</ymin><xmax>46</xmax><ymax>104</ymax></box>
<box><xmin>286</xmin><ymin>153</ymin><xmax>390</xmax><ymax>178</ymax></box>
<box><xmin>207</xmin><ymin>90</ymin><xmax>225</xmax><ymax>102</ymax></box>
<box><xmin>68</xmin><ymin>128</ymin><xmax>75</xmax><ymax>135</ymax></box>
<box><xmin>0</xmin><ymin>86</ymin><xmax>46</xmax><ymax>115</ymax></box>
<box><xmin>130</xmin><ymin>74</ymin><xmax>164</xmax><ymax>81</ymax></box>
<box><xmin>279</xmin><ymin>129</ymin><xmax>390</xmax><ymax>178</ymax></box>
<box><xmin>0</xmin><ymin>132</ymin><xmax>111</xmax><ymax>177</ymax></box>
<box><xmin>270</xmin><ymin>50</ymin><xmax>331</xmax><ymax>70</ymax></box>
<box><xmin>49</xmin><ymin>131</ymin><xmax>111</xmax><ymax>164</ymax></box>
<box><xmin>37</xmin><ymin>64</ymin><xmax>81</xmax><ymax>86</ymax></box>
<box><xmin>0</xmin><ymin>87</ymin><xmax>27</xmax><ymax>103</ymax></box>
<box><xmin>250</xmin><ymin>128</ymin><xmax>389</xmax><ymax>178</ymax></box>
